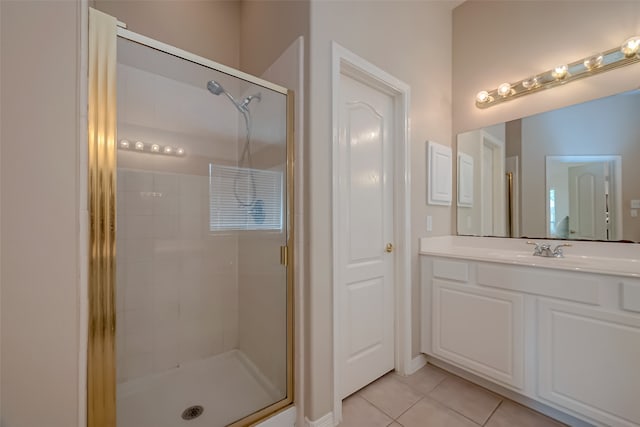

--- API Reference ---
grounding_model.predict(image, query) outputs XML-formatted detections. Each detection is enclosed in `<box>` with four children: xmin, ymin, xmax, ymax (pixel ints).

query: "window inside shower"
<box><xmin>114</xmin><ymin>36</ymin><xmax>290</xmax><ymax>427</ymax></box>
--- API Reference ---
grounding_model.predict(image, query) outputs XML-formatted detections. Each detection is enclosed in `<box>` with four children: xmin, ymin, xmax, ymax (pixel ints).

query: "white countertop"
<box><xmin>419</xmin><ymin>236</ymin><xmax>640</xmax><ymax>278</ymax></box>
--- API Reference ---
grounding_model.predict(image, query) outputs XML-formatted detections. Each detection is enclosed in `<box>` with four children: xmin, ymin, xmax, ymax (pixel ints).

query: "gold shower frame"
<box><xmin>88</xmin><ymin>8</ymin><xmax>295</xmax><ymax>426</ymax></box>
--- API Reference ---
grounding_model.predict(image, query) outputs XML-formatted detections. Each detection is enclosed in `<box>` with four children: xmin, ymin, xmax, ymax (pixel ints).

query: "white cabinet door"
<box><xmin>432</xmin><ymin>280</ymin><xmax>524</xmax><ymax>388</ymax></box>
<box><xmin>538</xmin><ymin>300</ymin><xmax>640</xmax><ymax>427</ymax></box>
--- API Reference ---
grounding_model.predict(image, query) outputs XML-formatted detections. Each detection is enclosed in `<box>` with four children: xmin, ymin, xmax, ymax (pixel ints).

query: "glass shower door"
<box><xmin>113</xmin><ymin>34</ymin><xmax>291</xmax><ymax>427</ymax></box>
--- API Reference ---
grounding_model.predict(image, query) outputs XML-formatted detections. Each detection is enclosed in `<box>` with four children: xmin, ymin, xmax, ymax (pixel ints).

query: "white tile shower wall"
<box><xmin>116</xmin><ymin>168</ymin><xmax>239</xmax><ymax>383</ymax></box>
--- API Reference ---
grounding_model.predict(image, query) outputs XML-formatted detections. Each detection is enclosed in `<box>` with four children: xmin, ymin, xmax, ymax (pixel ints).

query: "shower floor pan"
<box><xmin>117</xmin><ymin>350</ymin><xmax>283</xmax><ymax>427</ymax></box>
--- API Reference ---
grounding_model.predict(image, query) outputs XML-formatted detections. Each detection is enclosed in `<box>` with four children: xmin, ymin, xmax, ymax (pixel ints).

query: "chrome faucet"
<box><xmin>527</xmin><ymin>241</ymin><xmax>572</xmax><ymax>258</ymax></box>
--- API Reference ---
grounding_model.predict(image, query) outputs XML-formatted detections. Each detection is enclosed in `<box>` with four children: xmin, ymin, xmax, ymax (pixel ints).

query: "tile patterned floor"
<box><xmin>338</xmin><ymin>364</ymin><xmax>566</xmax><ymax>427</ymax></box>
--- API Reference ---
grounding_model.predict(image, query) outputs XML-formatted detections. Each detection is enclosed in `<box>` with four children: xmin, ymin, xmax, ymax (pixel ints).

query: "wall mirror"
<box><xmin>456</xmin><ymin>89</ymin><xmax>640</xmax><ymax>243</ymax></box>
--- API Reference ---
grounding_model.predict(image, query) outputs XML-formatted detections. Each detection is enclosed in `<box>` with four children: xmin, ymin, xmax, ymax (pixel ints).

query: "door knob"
<box><xmin>385</xmin><ymin>243</ymin><xmax>393</xmax><ymax>253</ymax></box>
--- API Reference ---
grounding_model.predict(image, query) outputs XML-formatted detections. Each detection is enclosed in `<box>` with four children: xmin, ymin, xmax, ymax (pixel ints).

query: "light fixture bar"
<box><xmin>475</xmin><ymin>36</ymin><xmax>640</xmax><ymax>109</ymax></box>
<box><xmin>118</xmin><ymin>139</ymin><xmax>185</xmax><ymax>157</ymax></box>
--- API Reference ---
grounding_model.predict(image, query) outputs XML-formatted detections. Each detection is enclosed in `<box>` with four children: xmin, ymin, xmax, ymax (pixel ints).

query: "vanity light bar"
<box><xmin>475</xmin><ymin>36</ymin><xmax>640</xmax><ymax>109</ymax></box>
<box><xmin>118</xmin><ymin>139</ymin><xmax>185</xmax><ymax>157</ymax></box>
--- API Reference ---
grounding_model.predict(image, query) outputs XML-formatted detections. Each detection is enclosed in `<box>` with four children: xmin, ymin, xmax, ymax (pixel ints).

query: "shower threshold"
<box><xmin>117</xmin><ymin>350</ymin><xmax>283</xmax><ymax>427</ymax></box>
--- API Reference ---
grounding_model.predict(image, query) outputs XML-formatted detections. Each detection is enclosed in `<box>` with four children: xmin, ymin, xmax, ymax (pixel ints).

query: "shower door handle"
<box><xmin>280</xmin><ymin>245</ymin><xmax>289</xmax><ymax>266</ymax></box>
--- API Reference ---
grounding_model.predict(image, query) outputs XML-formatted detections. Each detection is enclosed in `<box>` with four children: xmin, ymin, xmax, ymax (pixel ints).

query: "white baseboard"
<box><xmin>256</xmin><ymin>406</ymin><xmax>296</xmax><ymax>427</ymax></box>
<box><xmin>304</xmin><ymin>412</ymin><xmax>334</xmax><ymax>427</ymax></box>
<box><xmin>407</xmin><ymin>354</ymin><xmax>427</xmax><ymax>375</ymax></box>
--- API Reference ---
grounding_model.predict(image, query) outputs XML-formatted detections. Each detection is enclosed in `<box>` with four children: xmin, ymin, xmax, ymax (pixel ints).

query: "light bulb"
<box><xmin>621</xmin><ymin>36</ymin><xmax>640</xmax><ymax>57</ymax></box>
<box><xmin>476</xmin><ymin>90</ymin><xmax>490</xmax><ymax>103</ymax></box>
<box><xmin>176</xmin><ymin>148</ymin><xmax>185</xmax><ymax>156</ymax></box>
<box><xmin>119</xmin><ymin>139</ymin><xmax>130</xmax><ymax>149</ymax></box>
<box><xmin>522</xmin><ymin>76</ymin><xmax>539</xmax><ymax>90</ymax></box>
<box><xmin>497</xmin><ymin>83</ymin><xmax>512</xmax><ymax>97</ymax></box>
<box><xmin>151</xmin><ymin>144</ymin><xmax>160</xmax><ymax>153</ymax></box>
<box><xmin>583</xmin><ymin>54</ymin><xmax>603</xmax><ymax>70</ymax></box>
<box><xmin>135</xmin><ymin>141</ymin><xmax>144</xmax><ymax>150</ymax></box>
<box><xmin>163</xmin><ymin>146</ymin><xmax>173</xmax><ymax>154</ymax></box>
<box><xmin>551</xmin><ymin>65</ymin><xmax>568</xmax><ymax>80</ymax></box>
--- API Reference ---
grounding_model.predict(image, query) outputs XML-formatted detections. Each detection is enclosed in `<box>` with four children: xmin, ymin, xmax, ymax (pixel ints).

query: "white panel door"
<box><xmin>337</xmin><ymin>73</ymin><xmax>395</xmax><ymax>398</ymax></box>
<box><xmin>568</xmin><ymin>162</ymin><xmax>607</xmax><ymax>240</ymax></box>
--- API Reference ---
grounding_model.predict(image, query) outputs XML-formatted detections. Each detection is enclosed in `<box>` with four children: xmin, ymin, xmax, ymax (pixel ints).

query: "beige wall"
<box><xmin>240</xmin><ymin>0</ymin><xmax>310</xmax><ymax>77</ymax></box>
<box><xmin>453</xmin><ymin>0</ymin><xmax>640</xmax><ymax>134</ymax></box>
<box><xmin>94</xmin><ymin>0</ymin><xmax>241</xmax><ymax>68</ymax></box>
<box><xmin>1</xmin><ymin>1</ymin><xmax>82</xmax><ymax>426</ymax></box>
<box><xmin>307</xmin><ymin>1</ymin><xmax>454</xmax><ymax>419</ymax></box>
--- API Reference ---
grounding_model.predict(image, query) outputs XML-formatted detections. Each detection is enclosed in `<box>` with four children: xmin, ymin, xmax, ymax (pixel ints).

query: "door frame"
<box><xmin>331</xmin><ymin>42</ymin><xmax>411</xmax><ymax>423</ymax></box>
<box><xmin>479</xmin><ymin>131</ymin><xmax>505</xmax><ymax>236</ymax></box>
<box><xmin>505</xmin><ymin>156</ymin><xmax>520</xmax><ymax>237</ymax></box>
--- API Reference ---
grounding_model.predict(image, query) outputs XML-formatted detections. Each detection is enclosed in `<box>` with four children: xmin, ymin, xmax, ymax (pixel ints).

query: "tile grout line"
<box><xmin>482</xmin><ymin>399</ymin><xmax>504</xmax><ymax>426</ymax></box>
<box><xmin>424</xmin><ymin>382</ymin><xmax>500</xmax><ymax>426</ymax></box>
<box><xmin>383</xmin><ymin>371</ymin><xmax>470</xmax><ymax>424</ymax></box>
<box><xmin>426</xmin><ymin>396</ymin><xmax>485</xmax><ymax>426</ymax></box>
<box><xmin>357</xmin><ymin>369</ymin><xmax>504</xmax><ymax>427</ymax></box>
<box><xmin>354</xmin><ymin>393</ymin><xmax>396</xmax><ymax>424</ymax></box>
<box><xmin>391</xmin><ymin>395</ymin><xmax>427</xmax><ymax>422</ymax></box>
<box><xmin>386</xmin><ymin>371</ymin><xmax>451</xmax><ymax>422</ymax></box>
<box><xmin>426</xmin><ymin>375</ymin><xmax>507</xmax><ymax>426</ymax></box>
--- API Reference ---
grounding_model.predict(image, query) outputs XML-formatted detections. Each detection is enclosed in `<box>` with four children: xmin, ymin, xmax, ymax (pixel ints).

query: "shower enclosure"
<box><xmin>88</xmin><ymin>9</ymin><xmax>293</xmax><ymax>427</ymax></box>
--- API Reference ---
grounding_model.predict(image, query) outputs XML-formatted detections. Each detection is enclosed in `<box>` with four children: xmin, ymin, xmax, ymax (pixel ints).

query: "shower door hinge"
<box><xmin>280</xmin><ymin>245</ymin><xmax>289</xmax><ymax>267</ymax></box>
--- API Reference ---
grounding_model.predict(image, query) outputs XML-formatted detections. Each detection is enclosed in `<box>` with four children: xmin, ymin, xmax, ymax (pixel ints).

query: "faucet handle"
<box><xmin>552</xmin><ymin>243</ymin><xmax>572</xmax><ymax>257</ymax></box>
<box><xmin>553</xmin><ymin>243</ymin><xmax>572</xmax><ymax>250</ymax></box>
<box><xmin>526</xmin><ymin>241</ymin><xmax>542</xmax><ymax>255</ymax></box>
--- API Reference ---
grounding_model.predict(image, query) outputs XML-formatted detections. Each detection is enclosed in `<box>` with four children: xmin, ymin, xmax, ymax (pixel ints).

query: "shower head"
<box><xmin>207</xmin><ymin>80</ymin><xmax>225</xmax><ymax>96</ymax></box>
<box><xmin>207</xmin><ymin>80</ymin><xmax>261</xmax><ymax>118</ymax></box>
<box><xmin>207</xmin><ymin>79</ymin><xmax>243</xmax><ymax>114</ymax></box>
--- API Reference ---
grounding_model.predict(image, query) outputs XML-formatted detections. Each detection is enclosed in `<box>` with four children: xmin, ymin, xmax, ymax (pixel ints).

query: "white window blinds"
<box><xmin>209</xmin><ymin>164</ymin><xmax>283</xmax><ymax>231</ymax></box>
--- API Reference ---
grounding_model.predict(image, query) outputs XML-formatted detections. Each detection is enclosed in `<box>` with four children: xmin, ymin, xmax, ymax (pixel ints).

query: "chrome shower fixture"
<box><xmin>206</xmin><ymin>80</ymin><xmax>261</xmax><ymax>114</ymax></box>
<box><xmin>206</xmin><ymin>79</ymin><xmax>262</xmax><ymax>208</ymax></box>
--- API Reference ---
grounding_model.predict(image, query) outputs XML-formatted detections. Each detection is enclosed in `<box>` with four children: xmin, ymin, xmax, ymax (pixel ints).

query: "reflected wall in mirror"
<box><xmin>457</xmin><ymin>89</ymin><xmax>640</xmax><ymax>243</ymax></box>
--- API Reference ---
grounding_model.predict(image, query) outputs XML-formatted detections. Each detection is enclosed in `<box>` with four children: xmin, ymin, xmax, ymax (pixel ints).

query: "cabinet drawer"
<box><xmin>477</xmin><ymin>263</ymin><xmax>599</xmax><ymax>304</ymax></box>
<box><xmin>433</xmin><ymin>259</ymin><xmax>469</xmax><ymax>282</ymax></box>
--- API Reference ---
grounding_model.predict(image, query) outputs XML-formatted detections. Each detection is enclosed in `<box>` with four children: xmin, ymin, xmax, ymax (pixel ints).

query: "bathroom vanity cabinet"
<box><xmin>420</xmin><ymin>248</ymin><xmax>640</xmax><ymax>427</ymax></box>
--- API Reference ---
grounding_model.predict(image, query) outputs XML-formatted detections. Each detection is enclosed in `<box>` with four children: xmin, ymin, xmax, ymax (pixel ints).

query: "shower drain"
<box><xmin>181</xmin><ymin>405</ymin><xmax>204</xmax><ymax>421</ymax></box>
